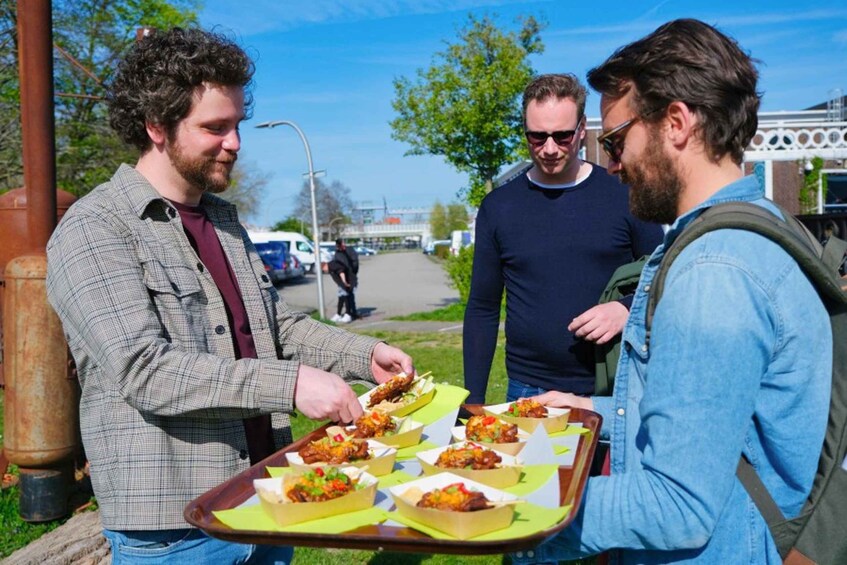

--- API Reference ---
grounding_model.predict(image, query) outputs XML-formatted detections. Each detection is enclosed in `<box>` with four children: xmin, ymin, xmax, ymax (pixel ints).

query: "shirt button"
<box><xmin>644</xmin><ymin>284</ymin><xmax>651</xmax><ymax>292</ymax></box>
<box><xmin>515</xmin><ymin>552</ymin><xmax>524</xmax><ymax>558</ymax></box>
<box><xmin>617</xmin><ymin>408</ymin><xmax>625</xmax><ymax>416</ymax></box>
<box><xmin>239</xmin><ymin>449</ymin><xmax>248</xmax><ymax>460</ymax></box>
<box><xmin>641</xmin><ymin>344</ymin><xmax>648</xmax><ymax>352</ymax></box>
<box><xmin>215</xmin><ymin>325</ymin><xmax>226</xmax><ymax>335</ymax></box>
<box><xmin>261</xmin><ymin>275</ymin><xmax>269</xmax><ymax>283</ymax></box>
<box><xmin>527</xmin><ymin>550</ymin><xmax>535</xmax><ymax>558</ymax></box>
<box><xmin>197</xmin><ymin>262</ymin><xmax>205</xmax><ymax>272</ymax></box>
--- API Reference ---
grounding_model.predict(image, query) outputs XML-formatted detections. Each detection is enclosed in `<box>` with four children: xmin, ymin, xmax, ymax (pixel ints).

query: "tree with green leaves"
<box><xmin>429</xmin><ymin>201</ymin><xmax>448</xmax><ymax>239</ymax></box>
<box><xmin>271</xmin><ymin>216</ymin><xmax>312</xmax><ymax>240</ymax></box>
<box><xmin>446</xmin><ymin>202</ymin><xmax>469</xmax><ymax>232</ymax></box>
<box><xmin>1</xmin><ymin>0</ymin><xmax>199</xmax><ymax>196</ymax></box>
<box><xmin>430</xmin><ymin>200</ymin><xmax>470</xmax><ymax>239</ymax></box>
<box><xmin>391</xmin><ymin>14</ymin><xmax>544</xmax><ymax>207</ymax></box>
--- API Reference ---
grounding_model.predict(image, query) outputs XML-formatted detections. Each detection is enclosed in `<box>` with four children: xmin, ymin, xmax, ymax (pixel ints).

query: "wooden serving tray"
<box><xmin>183</xmin><ymin>407</ymin><xmax>601</xmax><ymax>555</ymax></box>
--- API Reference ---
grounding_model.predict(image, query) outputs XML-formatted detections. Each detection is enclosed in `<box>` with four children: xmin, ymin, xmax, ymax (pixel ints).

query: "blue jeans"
<box><xmin>103</xmin><ymin>528</ymin><xmax>293</xmax><ymax>564</ymax></box>
<box><xmin>506</xmin><ymin>380</ymin><xmax>549</xmax><ymax>402</ymax></box>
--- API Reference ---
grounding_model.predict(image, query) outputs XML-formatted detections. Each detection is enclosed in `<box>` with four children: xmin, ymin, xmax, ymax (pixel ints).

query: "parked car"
<box><xmin>254</xmin><ymin>241</ymin><xmax>293</xmax><ymax>283</ymax></box>
<box><xmin>286</xmin><ymin>252</ymin><xmax>305</xmax><ymax>281</ymax></box>
<box><xmin>354</xmin><ymin>246</ymin><xmax>377</xmax><ymax>256</ymax></box>
<box><xmin>249</xmin><ymin>231</ymin><xmax>319</xmax><ymax>273</ymax></box>
<box><xmin>423</xmin><ymin>239</ymin><xmax>451</xmax><ymax>255</ymax></box>
<box><xmin>318</xmin><ymin>242</ymin><xmax>336</xmax><ymax>263</ymax></box>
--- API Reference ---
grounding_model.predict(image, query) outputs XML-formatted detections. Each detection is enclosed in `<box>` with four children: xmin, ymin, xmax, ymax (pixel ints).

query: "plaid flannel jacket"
<box><xmin>46</xmin><ymin>165</ymin><xmax>380</xmax><ymax>529</ymax></box>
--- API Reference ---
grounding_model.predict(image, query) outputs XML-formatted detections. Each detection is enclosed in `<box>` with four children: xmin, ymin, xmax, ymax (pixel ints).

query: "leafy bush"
<box><xmin>445</xmin><ymin>245</ymin><xmax>474</xmax><ymax>303</ymax></box>
<box><xmin>434</xmin><ymin>243</ymin><xmax>451</xmax><ymax>259</ymax></box>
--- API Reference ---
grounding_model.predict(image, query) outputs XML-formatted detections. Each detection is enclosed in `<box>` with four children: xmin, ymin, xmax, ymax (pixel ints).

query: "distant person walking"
<box><xmin>323</xmin><ymin>259</ymin><xmax>353</xmax><ymax>323</ymax></box>
<box><xmin>335</xmin><ymin>238</ymin><xmax>360</xmax><ymax>320</ymax></box>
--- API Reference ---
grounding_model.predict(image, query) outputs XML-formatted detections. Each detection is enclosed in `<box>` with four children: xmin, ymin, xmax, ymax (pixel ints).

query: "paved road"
<box><xmin>277</xmin><ymin>251</ymin><xmax>463</xmax><ymax>332</ymax></box>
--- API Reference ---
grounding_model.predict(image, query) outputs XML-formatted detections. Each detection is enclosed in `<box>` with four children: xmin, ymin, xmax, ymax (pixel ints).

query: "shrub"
<box><xmin>445</xmin><ymin>245</ymin><xmax>474</xmax><ymax>303</ymax></box>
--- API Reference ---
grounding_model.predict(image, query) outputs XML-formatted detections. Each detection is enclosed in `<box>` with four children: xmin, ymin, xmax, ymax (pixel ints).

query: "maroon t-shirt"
<box><xmin>171</xmin><ymin>200</ymin><xmax>274</xmax><ymax>464</ymax></box>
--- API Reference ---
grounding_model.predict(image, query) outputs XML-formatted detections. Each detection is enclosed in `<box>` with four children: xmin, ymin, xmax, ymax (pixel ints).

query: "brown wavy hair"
<box><xmin>587</xmin><ymin>19</ymin><xmax>760</xmax><ymax>165</ymax></box>
<box><xmin>107</xmin><ymin>27</ymin><xmax>255</xmax><ymax>151</ymax></box>
<box><xmin>522</xmin><ymin>73</ymin><xmax>587</xmax><ymax>122</ymax></box>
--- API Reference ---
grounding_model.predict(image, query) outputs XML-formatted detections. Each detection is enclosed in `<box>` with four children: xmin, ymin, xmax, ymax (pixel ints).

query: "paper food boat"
<box><xmin>326</xmin><ymin>415</ymin><xmax>424</xmax><ymax>449</ymax></box>
<box><xmin>358</xmin><ymin>374</ymin><xmax>436</xmax><ymax>417</ymax></box>
<box><xmin>254</xmin><ymin>467</ymin><xmax>378</xmax><ymax>527</ymax></box>
<box><xmin>285</xmin><ymin>439</ymin><xmax>397</xmax><ymax>476</ymax></box>
<box><xmin>389</xmin><ymin>471</ymin><xmax>518</xmax><ymax>540</ymax></box>
<box><xmin>483</xmin><ymin>402</ymin><xmax>570</xmax><ymax>433</ymax></box>
<box><xmin>451</xmin><ymin>424</ymin><xmax>530</xmax><ymax>456</ymax></box>
<box><xmin>416</xmin><ymin>442</ymin><xmax>523</xmax><ymax>488</ymax></box>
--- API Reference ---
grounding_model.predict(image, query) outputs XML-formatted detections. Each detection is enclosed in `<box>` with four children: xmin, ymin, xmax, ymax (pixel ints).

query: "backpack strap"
<box><xmin>647</xmin><ymin>202</ymin><xmax>846</xmax><ymax>348</ymax></box>
<box><xmin>822</xmin><ymin>235</ymin><xmax>847</xmax><ymax>275</ymax></box>
<box><xmin>736</xmin><ymin>456</ymin><xmax>787</xmax><ymax>529</ymax></box>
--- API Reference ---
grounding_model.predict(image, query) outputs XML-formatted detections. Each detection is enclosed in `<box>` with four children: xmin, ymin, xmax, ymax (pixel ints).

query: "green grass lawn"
<box><xmin>0</xmin><ymin>329</ymin><xmax>589</xmax><ymax>563</ymax></box>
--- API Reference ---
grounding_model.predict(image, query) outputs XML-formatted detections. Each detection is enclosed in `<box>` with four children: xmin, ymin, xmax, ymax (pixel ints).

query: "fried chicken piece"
<box><xmin>465</xmin><ymin>415</ymin><xmax>519</xmax><ymax>444</ymax></box>
<box><xmin>434</xmin><ymin>444</ymin><xmax>502</xmax><ymax>470</ymax></box>
<box><xmin>367</xmin><ymin>374</ymin><xmax>415</xmax><ymax>408</ymax></box>
<box><xmin>416</xmin><ymin>482</ymin><xmax>491</xmax><ymax>512</ymax></box>
<box><xmin>507</xmin><ymin>398</ymin><xmax>548</xmax><ymax>418</ymax></box>
<box><xmin>297</xmin><ymin>437</ymin><xmax>370</xmax><ymax>464</ymax></box>
<box><xmin>351</xmin><ymin>411</ymin><xmax>397</xmax><ymax>438</ymax></box>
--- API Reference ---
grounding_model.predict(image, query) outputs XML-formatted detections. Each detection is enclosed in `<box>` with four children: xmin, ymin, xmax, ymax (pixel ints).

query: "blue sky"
<box><xmin>199</xmin><ymin>0</ymin><xmax>847</xmax><ymax>228</ymax></box>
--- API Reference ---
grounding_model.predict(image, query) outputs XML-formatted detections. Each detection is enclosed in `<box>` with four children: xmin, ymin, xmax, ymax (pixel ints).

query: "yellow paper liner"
<box><xmin>483</xmin><ymin>403</ymin><xmax>570</xmax><ymax>433</ymax></box>
<box><xmin>285</xmin><ymin>442</ymin><xmax>397</xmax><ymax>476</ymax></box>
<box><xmin>358</xmin><ymin>377</ymin><xmax>436</xmax><ymax>417</ymax></box>
<box><xmin>327</xmin><ymin>418</ymin><xmax>424</xmax><ymax>449</ymax></box>
<box><xmin>416</xmin><ymin>443</ymin><xmax>523</xmax><ymax>488</ymax></box>
<box><xmin>254</xmin><ymin>471</ymin><xmax>378</xmax><ymax>527</ymax></box>
<box><xmin>450</xmin><ymin>425</ymin><xmax>529</xmax><ymax>456</ymax></box>
<box><xmin>388</xmin><ymin>473</ymin><xmax>517</xmax><ymax>540</ymax></box>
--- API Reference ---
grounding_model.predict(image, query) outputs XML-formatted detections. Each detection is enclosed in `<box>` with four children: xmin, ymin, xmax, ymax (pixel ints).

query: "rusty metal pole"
<box><xmin>4</xmin><ymin>0</ymin><xmax>75</xmax><ymax>522</ymax></box>
<box><xmin>18</xmin><ymin>0</ymin><xmax>57</xmax><ymax>246</ymax></box>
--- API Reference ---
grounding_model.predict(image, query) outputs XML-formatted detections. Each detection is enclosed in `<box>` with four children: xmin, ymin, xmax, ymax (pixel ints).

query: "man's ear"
<box><xmin>664</xmin><ymin>101</ymin><xmax>697</xmax><ymax>149</ymax></box>
<box><xmin>145</xmin><ymin>121</ymin><xmax>167</xmax><ymax>147</ymax></box>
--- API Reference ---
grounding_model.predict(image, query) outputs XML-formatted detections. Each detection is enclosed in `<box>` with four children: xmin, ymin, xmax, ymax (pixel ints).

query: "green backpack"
<box><xmin>627</xmin><ymin>201</ymin><xmax>847</xmax><ymax>565</ymax></box>
<box><xmin>594</xmin><ymin>256</ymin><xmax>649</xmax><ymax>396</ymax></box>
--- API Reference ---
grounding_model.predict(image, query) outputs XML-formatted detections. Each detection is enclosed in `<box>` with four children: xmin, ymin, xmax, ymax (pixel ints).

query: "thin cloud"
<box><xmin>202</xmin><ymin>0</ymin><xmax>539</xmax><ymax>35</ymax></box>
<box><xmin>547</xmin><ymin>7</ymin><xmax>847</xmax><ymax>38</ymax></box>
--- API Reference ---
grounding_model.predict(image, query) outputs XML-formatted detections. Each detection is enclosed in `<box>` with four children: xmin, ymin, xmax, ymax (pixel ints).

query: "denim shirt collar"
<box><xmin>666</xmin><ymin>175</ymin><xmax>764</xmax><ymax>244</ymax></box>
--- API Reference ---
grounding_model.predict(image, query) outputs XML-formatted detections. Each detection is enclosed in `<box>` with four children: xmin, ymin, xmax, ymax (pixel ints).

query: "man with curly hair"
<box><xmin>46</xmin><ymin>27</ymin><xmax>413</xmax><ymax>563</ymax></box>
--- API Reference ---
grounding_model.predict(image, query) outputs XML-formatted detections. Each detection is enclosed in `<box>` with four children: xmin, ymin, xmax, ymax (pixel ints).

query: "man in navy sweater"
<box><xmin>463</xmin><ymin>74</ymin><xmax>663</xmax><ymax>405</ymax></box>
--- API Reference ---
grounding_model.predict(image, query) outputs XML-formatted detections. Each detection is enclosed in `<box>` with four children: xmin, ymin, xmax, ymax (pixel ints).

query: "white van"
<box><xmin>248</xmin><ymin>231</ymin><xmax>319</xmax><ymax>273</ymax></box>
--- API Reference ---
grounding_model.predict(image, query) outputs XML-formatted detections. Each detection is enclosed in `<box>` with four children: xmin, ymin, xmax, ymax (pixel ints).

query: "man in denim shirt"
<box><xmin>516</xmin><ymin>19</ymin><xmax>830</xmax><ymax>564</ymax></box>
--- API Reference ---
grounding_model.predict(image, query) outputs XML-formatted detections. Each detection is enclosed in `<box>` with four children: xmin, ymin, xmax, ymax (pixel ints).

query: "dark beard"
<box><xmin>622</xmin><ymin>138</ymin><xmax>682</xmax><ymax>225</ymax></box>
<box><xmin>168</xmin><ymin>137</ymin><xmax>234</xmax><ymax>194</ymax></box>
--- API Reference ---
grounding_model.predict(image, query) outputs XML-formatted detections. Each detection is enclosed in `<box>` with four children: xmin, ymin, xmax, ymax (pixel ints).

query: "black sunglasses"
<box><xmin>597</xmin><ymin>108</ymin><xmax>663</xmax><ymax>162</ymax></box>
<box><xmin>525</xmin><ymin>118</ymin><xmax>583</xmax><ymax>147</ymax></box>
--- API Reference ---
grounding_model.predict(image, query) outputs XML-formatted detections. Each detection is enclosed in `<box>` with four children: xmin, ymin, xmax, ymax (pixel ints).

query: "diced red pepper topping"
<box><xmin>482</xmin><ymin>416</ymin><xmax>496</xmax><ymax>425</ymax></box>
<box><xmin>314</xmin><ymin>467</ymin><xmax>324</xmax><ymax>477</ymax></box>
<box><xmin>445</xmin><ymin>481</ymin><xmax>470</xmax><ymax>495</ymax></box>
<box><xmin>333</xmin><ymin>433</ymin><xmax>345</xmax><ymax>442</ymax></box>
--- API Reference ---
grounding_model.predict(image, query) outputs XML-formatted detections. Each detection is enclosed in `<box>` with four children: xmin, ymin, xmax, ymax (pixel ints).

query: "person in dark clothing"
<box><xmin>462</xmin><ymin>74</ymin><xmax>663</xmax><ymax>406</ymax></box>
<box><xmin>334</xmin><ymin>238</ymin><xmax>359</xmax><ymax>320</ymax></box>
<box><xmin>323</xmin><ymin>259</ymin><xmax>353</xmax><ymax>323</ymax></box>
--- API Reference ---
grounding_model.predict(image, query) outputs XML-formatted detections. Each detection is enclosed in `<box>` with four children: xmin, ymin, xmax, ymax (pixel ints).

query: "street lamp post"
<box><xmin>256</xmin><ymin>120</ymin><xmax>326</xmax><ymax>319</ymax></box>
<box><xmin>328</xmin><ymin>216</ymin><xmax>345</xmax><ymax>240</ymax></box>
